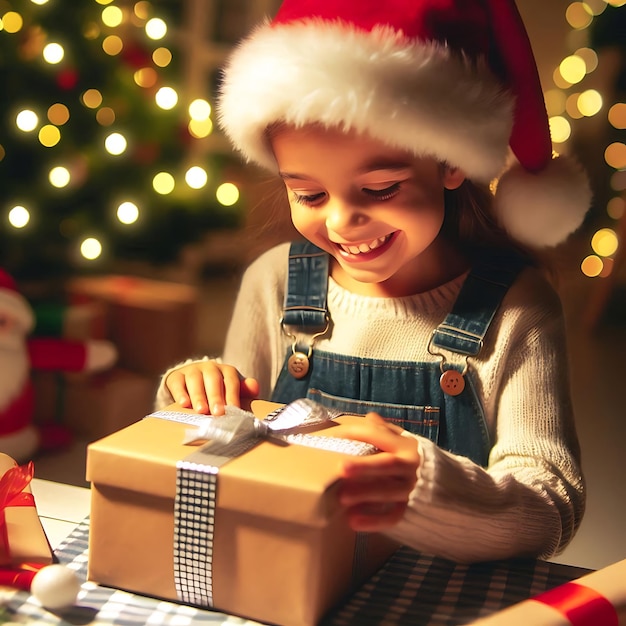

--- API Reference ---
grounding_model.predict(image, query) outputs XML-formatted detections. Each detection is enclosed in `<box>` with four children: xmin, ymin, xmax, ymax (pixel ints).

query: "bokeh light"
<box><xmin>146</xmin><ymin>17</ymin><xmax>167</xmax><ymax>40</ymax></box>
<box><xmin>153</xmin><ymin>172</ymin><xmax>175</xmax><ymax>194</ymax></box>
<box><xmin>104</xmin><ymin>132</ymin><xmax>127</xmax><ymax>155</ymax></box>
<box><xmin>49</xmin><ymin>166</ymin><xmax>71</xmax><ymax>188</ymax></box>
<box><xmin>48</xmin><ymin>103</ymin><xmax>70</xmax><ymax>125</ymax></box>
<box><xmin>581</xmin><ymin>255</ymin><xmax>604</xmax><ymax>277</ymax></box>
<box><xmin>43</xmin><ymin>42</ymin><xmax>64</xmax><ymax>64</ymax></box>
<box><xmin>16</xmin><ymin>109</ymin><xmax>39</xmax><ymax>132</ymax></box>
<box><xmin>549</xmin><ymin>116</ymin><xmax>572</xmax><ymax>143</ymax></box>
<box><xmin>608</xmin><ymin>103</ymin><xmax>626</xmax><ymax>129</ymax></box>
<box><xmin>216</xmin><ymin>182</ymin><xmax>239</xmax><ymax>206</ymax></box>
<box><xmin>185</xmin><ymin>166</ymin><xmax>208</xmax><ymax>189</ymax></box>
<box><xmin>8</xmin><ymin>206</ymin><xmax>30</xmax><ymax>228</ymax></box>
<box><xmin>80</xmin><ymin>237</ymin><xmax>102</xmax><ymax>260</ymax></box>
<box><xmin>605</xmin><ymin>143</ymin><xmax>626</xmax><ymax>170</ymax></box>
<box><xmin>39</xmin><ymin>124</ymin><xmax>61</xmax><ymax>147</ymax></box>
<box><xmin>591</xmin><ymin>228</ymin><xmax>619</xmax><ymax>257</ymax></box>
<box><xmin>102</xmin><ymin>34</ymin><xmax>123</xmax><ymax>56</ymax></box>
<box><xmin>559</xmin><ymin>55</ymin><xmax>587</xmax><ymax>85</ymax></box>
<box><xmin>116</xmin><ymin>201</ymin><xmax>139</xmax><ymax>224</ymax></box>
<box><xmin>155</xmin><ymin>86</ymin><xmax>178</xmax><ymax>110</ymax></box>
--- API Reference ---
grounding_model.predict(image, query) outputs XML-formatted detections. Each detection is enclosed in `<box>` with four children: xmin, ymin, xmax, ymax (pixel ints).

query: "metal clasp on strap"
<box><xmin>280</xmin><ymin>316</ymin><xmax>330</xmax><ymax>380</ymax></box>
<box><xmin>427</xmin><ymin>329</ymin><xmax>468</xmax><ymax>397</ymax></box>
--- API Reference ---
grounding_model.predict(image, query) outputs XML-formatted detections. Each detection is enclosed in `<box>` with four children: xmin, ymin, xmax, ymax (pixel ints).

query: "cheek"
<box><xmin>289</xmin><ymin>204</ymin><xmax>316</xmax><ymax>236</ymax></box>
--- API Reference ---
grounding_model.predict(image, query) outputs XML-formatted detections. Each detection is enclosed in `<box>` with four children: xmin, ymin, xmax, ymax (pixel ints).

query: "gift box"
<box><xmin>62</xmin><ymin>368</ymin><xmax>157</xmax><ymax>440</ymax></box>
<box><xmin>66</xmin><ymin>275</ymin><xmax>198</xmax><ymax>376</ymax></box>
<box><xmin>32</xmin><ymin>369</ymin><xmax>156</xmax><ymax>441</ymax></box>
<box><xmin>0</xmin><ymin>454</ymin><xmax>53</xmax><ymax>567</ymax></box>
<box><xmin>470</xmin><ymin>558</ymin><xmax>626</xmax><ymax>625</ymax></box>
<box><xmin>86</xmin><ymin>401</ymin><xmax>400</xmax><ymax>626</ymax></box>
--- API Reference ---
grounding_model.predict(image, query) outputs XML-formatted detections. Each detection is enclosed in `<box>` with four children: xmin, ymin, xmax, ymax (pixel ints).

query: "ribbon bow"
<box><xmin>184</xmin><ymin>398</ymin><xmax>377</xmax><ymax>456</ymax></box>
<box><xmin>0</xmin><ymin>461</ymin><xmax>35</xmax><ymax>561</ymax></box>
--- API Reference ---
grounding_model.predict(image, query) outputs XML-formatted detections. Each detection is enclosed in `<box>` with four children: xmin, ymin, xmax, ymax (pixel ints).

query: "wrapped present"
<box><xmin>62</xmin><ymin>368</ymin><xmax>156</xmax><ymax>440</ymax></box>
<box><xmin>66</xmin><ymin>275</ymin><xmax>198</xmax><ymax>376</ymax></box>
<box><xmin>86</xmin><ymin>400</ymin><xmax>400</xmax><ymax>626</ymax></box>
<box><xmin>32</xmin><ymin>368</ymin><xmax>156</xmax><ymax>441</ymax></box>
<box><xmin>0</xmin><ymin>454</ymin><xmax>53</xmax><ymax>567</ymax></box>
<box><xmin>470</xmin><ymin>558</ymin><xmax>626</xmax><ymax>625</ymax></box>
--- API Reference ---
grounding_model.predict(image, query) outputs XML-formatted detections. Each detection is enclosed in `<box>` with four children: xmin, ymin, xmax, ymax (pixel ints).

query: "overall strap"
<box><xmin>431</xmin><ymin>253</ymin><xmax>527</xmax><ymax>357</ymax></box>
<box><xmin>282</xmin><ymin>241</ymin><xmax>329</xmax><ymax>330</ymax></box>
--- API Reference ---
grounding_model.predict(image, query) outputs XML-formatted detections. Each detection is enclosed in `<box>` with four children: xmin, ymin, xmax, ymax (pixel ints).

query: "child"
<box><xmin>156</xmin><ymin>0</ymin><xmax>591</xmax><ymax>563</ymax></box>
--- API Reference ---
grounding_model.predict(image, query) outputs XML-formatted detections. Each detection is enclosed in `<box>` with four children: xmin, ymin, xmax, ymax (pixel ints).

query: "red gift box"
<box><xmin>0</xmin><ymin>454</ymin><xmax>53</xmax><ymax>567</ymax></box>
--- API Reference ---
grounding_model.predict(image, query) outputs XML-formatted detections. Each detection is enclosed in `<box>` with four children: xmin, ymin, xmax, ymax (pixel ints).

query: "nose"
<box><xmin>324</xmin><ymin>198</ymin><xmax>367</xmax><ymax>232</ymax></box>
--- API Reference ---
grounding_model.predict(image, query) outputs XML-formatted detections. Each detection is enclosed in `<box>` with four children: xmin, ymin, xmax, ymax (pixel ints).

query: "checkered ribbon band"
<box><xmin>174</xmin><ymin>461</ymin><xmax>218</xmax><ymax>607</ymax></box>
<box><xmin>174</xmin><ymin>439</ymin><xmax>258</xmax><ymax>608</ymax></box>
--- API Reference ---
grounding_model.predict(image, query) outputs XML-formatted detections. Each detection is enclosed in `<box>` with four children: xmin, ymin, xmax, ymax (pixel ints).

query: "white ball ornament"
<box><xmin>31</xmin><ymin>564</ymin><xmax>80</xmax><ymax>610</ymax></box>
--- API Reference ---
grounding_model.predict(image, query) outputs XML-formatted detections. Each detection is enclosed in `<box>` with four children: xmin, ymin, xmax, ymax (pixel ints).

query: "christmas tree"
<box><xmin>0</xmin><ymin>0</ymin><xmax>243</xmax><ymax>282</ymax></box>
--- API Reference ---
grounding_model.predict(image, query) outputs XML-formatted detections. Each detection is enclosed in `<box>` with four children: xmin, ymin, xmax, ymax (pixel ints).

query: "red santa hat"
<box><xmin>217</xmin><ymin>0</ymin><xmax>592</xmax><ymax>248</ymax></box>
<box><xmin>0</xmin><ymin>270</ymin><xmax>34</xmax><ymax>334</ymax></box>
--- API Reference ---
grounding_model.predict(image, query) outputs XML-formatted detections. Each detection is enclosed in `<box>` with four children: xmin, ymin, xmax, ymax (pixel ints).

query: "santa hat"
<box><xmin>0</xmin><ymin>270</ymin><xmax>34</xmax><ymax>334</ymax></box>
<box><xmin>218</xmin><ymin>0</ymin><xmax>592</xmax><ymax>248</ymax></box>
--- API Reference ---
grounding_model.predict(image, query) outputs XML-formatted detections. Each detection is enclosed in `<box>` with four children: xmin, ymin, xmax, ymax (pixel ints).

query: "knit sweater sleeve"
<box><xmin>384</xmin><ymin>269</ymin><xmax>585</xmax><ymax>562</ymax></box>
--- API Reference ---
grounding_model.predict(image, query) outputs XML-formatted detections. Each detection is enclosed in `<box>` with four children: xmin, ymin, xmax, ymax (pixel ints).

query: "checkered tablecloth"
<box><xmin>2</xmin><ymin>518</ymin><xmax>589</xmax><ymax>625</ymax></box>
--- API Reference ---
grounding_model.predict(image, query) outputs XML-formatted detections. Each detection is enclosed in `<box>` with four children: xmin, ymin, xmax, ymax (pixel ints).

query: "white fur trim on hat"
<box><xmin>494</xmin><ymin>154</ymin><xmax>592</xmax><ymax>248</ymax></box>
<box><xmin>218</xmin><ymin>20</ymin><xmax>514</xmax><ymax>182</ymax></box>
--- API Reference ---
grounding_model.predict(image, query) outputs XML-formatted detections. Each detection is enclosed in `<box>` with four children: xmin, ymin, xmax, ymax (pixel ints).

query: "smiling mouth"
<box><xmin>336</xmin><ymin>234</ymin><xmax>394</xmax><ymax>255</ymax></box>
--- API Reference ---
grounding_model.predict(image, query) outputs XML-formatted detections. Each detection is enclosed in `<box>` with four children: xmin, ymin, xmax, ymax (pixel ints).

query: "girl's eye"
<box><xmin>363</xmin><ymin>182</ymin><xmax>401</xmax><ymax>201</ymax></box>
<box><xmin>292</xmin><ymin>191</ymin><xmax>326</xmax><ymax>206</ymax></box>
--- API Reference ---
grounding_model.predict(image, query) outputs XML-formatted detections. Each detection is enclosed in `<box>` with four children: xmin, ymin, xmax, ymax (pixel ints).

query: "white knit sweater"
<box><xmin>155</xmin><ymin>242</ymin><xmax>585</xmax><ymax>563</ymax></box>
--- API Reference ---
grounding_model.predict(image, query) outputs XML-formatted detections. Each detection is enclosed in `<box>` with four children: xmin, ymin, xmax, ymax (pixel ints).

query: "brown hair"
<box><xmin>441</xmin><ymin>180</ymin><xmax>535</xmax><ymax>264</ymax></box>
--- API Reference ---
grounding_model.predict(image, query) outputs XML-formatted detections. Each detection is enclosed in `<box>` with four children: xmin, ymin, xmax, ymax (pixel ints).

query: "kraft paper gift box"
<box><xmin>32</xmin><ymin>368</ymin><xmax>156</xmax><ymax>441</ymax></box>
<box><xmin>86</xmin><ymin>401</ymin><xmax>400</xmax><ymax>626</ymax></box>
<box><xmin>0</xmin><ymin>454</ymin><xmax>53</xmax><ymax>567</ymax></box>
<box><xmin>62</xmin><ymin>368</ymin><xmax>157</xmax><ymax>440</ymax></box>
<box><xmin>66</xmin><ymin>275</ymin><xmax>198</xmax><ymax>376</ymax></box>
<box><xmin>470</xmin><ymin>558</ymin><xmax>626</xmax><ymax>625</ymax></box>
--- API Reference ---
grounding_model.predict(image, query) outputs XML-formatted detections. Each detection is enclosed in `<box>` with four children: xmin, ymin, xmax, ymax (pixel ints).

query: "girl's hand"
<box><xmin>337</xmin><ymin>413</ymin><xmax>420</xmax><ymax>532</ymax></box>
<box><xmin>164</xmin><ymin>360</ymin><xmax>260</xmax><ymax>416</ymax></box>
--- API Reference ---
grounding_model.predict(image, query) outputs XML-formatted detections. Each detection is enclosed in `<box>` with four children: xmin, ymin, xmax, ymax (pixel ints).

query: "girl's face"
<box><xmin>270</xmin><ymin>124</ymin><xmax>466</xmax><ymax>297</ymax></box>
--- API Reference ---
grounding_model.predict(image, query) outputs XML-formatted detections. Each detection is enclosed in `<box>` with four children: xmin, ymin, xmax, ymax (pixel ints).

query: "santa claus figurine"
<box><xmin>0</xmin><ymin>269</ymin><xmax>117</xmax><ymax>462</ymax></box>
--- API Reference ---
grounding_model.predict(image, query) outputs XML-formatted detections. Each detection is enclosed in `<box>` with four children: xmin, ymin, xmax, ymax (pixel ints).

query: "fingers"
<box><xmin>337</xmin><ymin>412</ymin><xmax>420</xmax><ymax>532</ymax></box>
<box><xmin>165</xmin><ymin>361</ymin><xmax>259</xmax><ymax>416</ymax></box>
<box><xmin>346</xmin><ymin>502</ymin><xmax>407</xmax><ymax>532</ymax></box>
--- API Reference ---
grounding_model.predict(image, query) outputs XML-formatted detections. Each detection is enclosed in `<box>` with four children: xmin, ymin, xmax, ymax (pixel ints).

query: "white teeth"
<box><xmin>339</xmin><ymin>235</ymin><xmax>390</xmax><ymax>255</ymax></box>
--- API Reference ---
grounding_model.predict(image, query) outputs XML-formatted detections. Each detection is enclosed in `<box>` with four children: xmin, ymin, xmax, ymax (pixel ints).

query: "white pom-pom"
<box><xmin>31</xmin><ymin>564</ymin><xmax>81</xmax><ymax>610</ymax></box>
<box><xmin>494</xmin><ymin>154</ymin><xmax>592</xmax><ymax>248</ymax></box>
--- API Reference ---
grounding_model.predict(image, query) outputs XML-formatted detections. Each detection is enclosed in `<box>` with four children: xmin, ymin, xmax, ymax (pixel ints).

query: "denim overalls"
<box><xmin>271</xmin><ymin>242</ymin><xmax>525</xmax><ymax>466</ymax></box>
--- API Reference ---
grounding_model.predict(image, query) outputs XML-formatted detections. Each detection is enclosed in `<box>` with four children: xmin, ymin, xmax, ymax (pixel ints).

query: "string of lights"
<box><xmin>545</xmin><ymin>0</ymin><xmax>625</xmax><ymax>278</ymax></box>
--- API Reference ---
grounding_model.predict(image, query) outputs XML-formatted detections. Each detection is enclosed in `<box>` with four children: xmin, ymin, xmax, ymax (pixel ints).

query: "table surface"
<box><xmin>6</xmin><ymin>479</ymin><xmax>592</xmax><ymax>626</ymax></box>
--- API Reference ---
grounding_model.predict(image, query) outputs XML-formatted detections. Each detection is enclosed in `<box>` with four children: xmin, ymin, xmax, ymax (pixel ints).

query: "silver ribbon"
<box><xmin>150</xmin><ymin>398</ymin><xmax>378</xmax><ymax>456</ymax></box>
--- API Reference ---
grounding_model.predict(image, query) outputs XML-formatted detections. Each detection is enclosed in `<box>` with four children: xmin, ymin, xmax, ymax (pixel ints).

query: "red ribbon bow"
<box><xmin>0</xmin><ymin>461</ymin><xmax>35</xmax><ymax>561</ymax></box>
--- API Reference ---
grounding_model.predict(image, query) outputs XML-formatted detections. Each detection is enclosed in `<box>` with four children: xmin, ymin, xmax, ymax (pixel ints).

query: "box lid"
<box><xmin>87</xmin><ymin>402</ymin><xmax>365</xmax><ymax>527</ymax></box>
